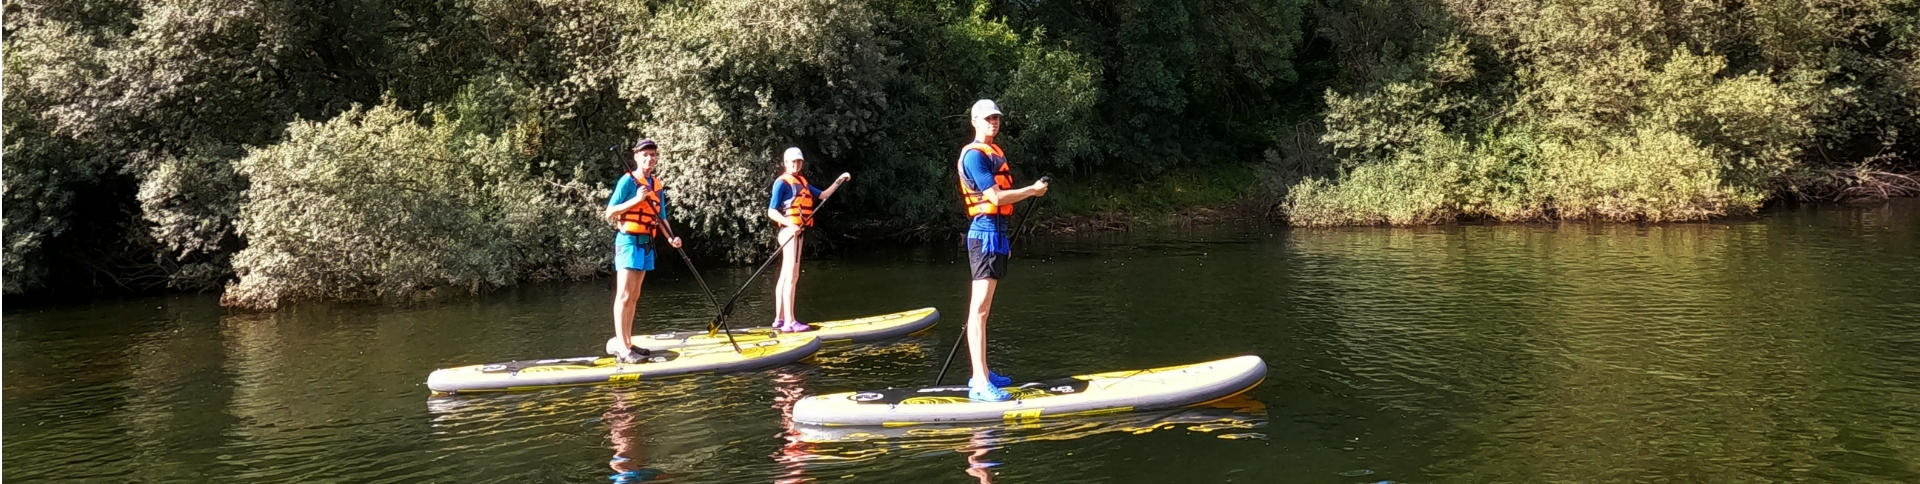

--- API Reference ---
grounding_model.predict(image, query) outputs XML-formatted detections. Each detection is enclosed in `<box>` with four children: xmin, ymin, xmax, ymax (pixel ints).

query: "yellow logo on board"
<box><xmin>608</xmin><ymin>373</ymin><xmax>641</xmax><ymax>382</ymax></box>
<box><xmin>1002</xmin><ymin>408</ymin><xmax>1043</xmax><ymax>423</ymax></box>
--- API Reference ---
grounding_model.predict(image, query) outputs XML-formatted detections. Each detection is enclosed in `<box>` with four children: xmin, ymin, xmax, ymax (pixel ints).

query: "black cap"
<box><xmin>633</xmin><ymin>139</ymin><xmax>658</xmax><ymax>152</ymax></box>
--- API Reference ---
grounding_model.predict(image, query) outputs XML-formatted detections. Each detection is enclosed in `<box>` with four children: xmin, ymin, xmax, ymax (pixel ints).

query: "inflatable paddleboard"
<box><xmin>427</xmin><ymin>336</ymin><xmax>821</xmax><ymax>395</ymax></box>
<box><xmin>633</xmin><ymin>307</ymin><xmax>938</xmax><ymax>350</ymax></box>
<box><xmin>790</xmin><ymin>355</ymin><xmax>1267</xmax><ymax>426</ymax></box>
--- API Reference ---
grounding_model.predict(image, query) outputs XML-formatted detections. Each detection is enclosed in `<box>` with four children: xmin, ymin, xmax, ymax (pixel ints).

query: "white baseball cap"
<box><xmin>970</xmin><ymin>99</ymin><xmax>1002</xmax><ymax>120</ymax></box>
<box><xmin>783</xmin><ymin>147</ymin><xmax>805</xmax><ymax>162</ymax></box>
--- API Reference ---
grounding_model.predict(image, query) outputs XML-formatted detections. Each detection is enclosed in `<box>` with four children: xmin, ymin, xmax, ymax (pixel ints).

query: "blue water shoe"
<box><xmin>988</xmin><ymin>371</ymin><xmax>1012</xmax><ymax>387</ymax></box>
<box><xmin>968</xmin><ymin>377</ymin><xmax>1012</xmax><ymax>402</ymax></box>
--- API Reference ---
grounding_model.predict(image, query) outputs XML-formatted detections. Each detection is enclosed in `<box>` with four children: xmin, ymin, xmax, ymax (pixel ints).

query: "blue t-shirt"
<box><xmin>609</xmin><ymin>173</ymin><xmax>669</xmax><ymax>244</ymax></box>
<box><xmin>767</xmin><ymin>176</ymin><xmax>822</xmax><ymax>211</ymax></box>
<box><xmin>961</xmin><ymin>143</ymin><xmax>1010</xmax><ymax>254</ymax></box>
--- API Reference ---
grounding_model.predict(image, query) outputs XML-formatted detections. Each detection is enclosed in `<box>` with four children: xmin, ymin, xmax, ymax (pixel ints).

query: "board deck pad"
<box><xmin>632</xmin><ymin>307</ymin><xmax>938</xmax><ymax>350</ymax></box>
<box><xmin>478</xmin><ymin>351</ymin><xmax>682</xmax><ymax>374</ymax></box>
<box><xmin>427</xmin><ymin>336</ymin><xmax>821</xmax><ymax>394</ymax></box>
<box><xmin>849</xmin><ymin>378</ymin><xmax>1093</xmax><ymax>405</ymax></box>
<box><xmin>790</xmin><ymin>355</ymin><xmax>1268</xmax><ymax>426</ymax></box>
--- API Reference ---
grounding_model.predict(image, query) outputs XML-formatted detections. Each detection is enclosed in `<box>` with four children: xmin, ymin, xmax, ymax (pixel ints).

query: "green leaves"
<box><xmin>6</xmin><ymin>0</ymin><xmax>1323</xmax><ymax>304</ymax></box>
<box><xmin>224</xmin><ymin>102</ymin><xmax>601</xmax><ymax>309</ymax></box>
<box><xmin>1283</xmin><ymin>0</ymin><xmax>1908</xmax><ymax>226</ymax></box>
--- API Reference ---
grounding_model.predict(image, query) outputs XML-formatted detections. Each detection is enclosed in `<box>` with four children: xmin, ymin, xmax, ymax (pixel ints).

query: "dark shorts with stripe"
<box><xmin>967</xmin><ymin>239</ymin><xmax>1009</xmax><ymax>281</ymax></box>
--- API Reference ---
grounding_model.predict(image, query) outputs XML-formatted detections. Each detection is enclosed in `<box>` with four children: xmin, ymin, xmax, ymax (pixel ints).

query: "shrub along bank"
<box><xmin>4</xmin><ymin>0</ymin><xmax>1914</xmax><ymax>308</ymax></box>
<box><xmin>1269</xmin><ymin>0</ymin><xmax>1920</xmax><ymax>225</ymax></box>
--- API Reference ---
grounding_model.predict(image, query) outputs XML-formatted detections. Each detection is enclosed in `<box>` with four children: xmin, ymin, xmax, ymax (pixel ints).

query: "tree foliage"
<box><xmin>224</xmin><ymin>102</ymin><xmax>603</xmax><ymax>309</ymax></box>
<box><xmin>1281</xmin><ymin>0</ymin><xmax>1913</xmax><ymax>225</ymax></box>
<box><xmin>7</xmin><ymin>0</ymin><xmax>1911</xmax><ymax>306</ymax></box>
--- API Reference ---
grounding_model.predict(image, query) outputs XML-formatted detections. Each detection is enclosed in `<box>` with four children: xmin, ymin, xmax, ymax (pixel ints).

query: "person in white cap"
<box><xmin>765</xmin><ymin>146</ymin><xmax>850</xmax><ymax>332</ymax></box>
<box><xmin>955</xmin><ymin>99</ymin><xmax>1049</xmax><ymax>401</ymax></box>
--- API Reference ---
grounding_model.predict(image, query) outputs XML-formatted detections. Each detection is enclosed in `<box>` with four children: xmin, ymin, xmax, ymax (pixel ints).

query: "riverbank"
<box><xmin>8</xmin><ymin>159</ymin><xmax>1913</xmax><ymax>312</ymax></box>
<box><xmin>944</xmin><ymin>163</ymin><xmax>1920</xmax><ymax>237</ymax></box>
<box><xmin>844</xmin><ymin>163</ymin><xmax>1275</xmax><ymax>243</ymax></box>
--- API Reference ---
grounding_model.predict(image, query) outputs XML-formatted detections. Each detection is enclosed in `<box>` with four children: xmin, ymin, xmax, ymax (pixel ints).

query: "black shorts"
<box><xmin>967</xmin><ymin>239</ymin><xmax>1009</xmax><ymax>281</ymax></box>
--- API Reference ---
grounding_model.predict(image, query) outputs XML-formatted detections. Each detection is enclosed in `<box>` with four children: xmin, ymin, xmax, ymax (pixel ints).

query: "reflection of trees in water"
<box><xmin>1287</xmin><ymin>222</ymin><xmax>1920</xmax><ymax>481</ymax></box>
<box><xmin>5</xmin><ymin>300</ymin><xmax>237</xmax><ymax>481</ymax></box>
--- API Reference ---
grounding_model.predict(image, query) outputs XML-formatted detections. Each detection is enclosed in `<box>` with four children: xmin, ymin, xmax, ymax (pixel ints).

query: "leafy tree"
<box><xmin>224</xmin><ymin>102</ymin><xmax>601</xmax><ymax>309</ymax></box>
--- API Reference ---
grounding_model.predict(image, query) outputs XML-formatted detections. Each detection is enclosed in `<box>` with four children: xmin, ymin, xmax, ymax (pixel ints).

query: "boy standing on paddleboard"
<box><xmin>604</xmin><ymin>139</ymin><xmax>684</xmax><ymax>363</ymax></box>
<box><xmin>765</xmin><ymin>147</ymin><xmax>850</xmax><ymax>333</ymax></box>
<box><xmin>956</xmin><ymin>99</ymin><xmax>1049</xmax><ymax>401</ymax></box>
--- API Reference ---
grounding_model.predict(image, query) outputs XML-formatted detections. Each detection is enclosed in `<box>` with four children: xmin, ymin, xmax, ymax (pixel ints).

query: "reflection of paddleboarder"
<box><xmin>606</xmin><ymin>389</ymin><xmax>668</xmax><ymax>483</ymax></box>
<box><xmin>771</xmin><ymin>368</ymin><xmax>814</xmax><ymax>483</ymax></box>
<box><xmin>963</xmin><ymin>429</ymin><xmax>1002</xmax><ymax>483</ymax></box>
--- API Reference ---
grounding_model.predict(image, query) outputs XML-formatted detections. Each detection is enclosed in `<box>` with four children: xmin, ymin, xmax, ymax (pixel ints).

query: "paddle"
<box><xmin>932</xmin><ymin>176</ymin><xmax>1048</xmax><ymax>386</ymax></box>
<box><xmin>609</xmin><ymin>143</ymin><xmax>737</xmax><ymax>352</ymax></box>
<box><xmin>703</xmin><ymin>173</ymin><xmax>850</xmax><ymax>343</ymax></box>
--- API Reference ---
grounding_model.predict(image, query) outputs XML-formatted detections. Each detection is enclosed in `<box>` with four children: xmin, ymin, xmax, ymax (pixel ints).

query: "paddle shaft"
<box><xmin>933</xmin><ymin>176</ymin><xmax>1048</xmax><ymax>386</ymax></box>
<box><xmin>647</xmin><ymin>210</ymin><xmax>739</xmax><ymax>352</ymax></box>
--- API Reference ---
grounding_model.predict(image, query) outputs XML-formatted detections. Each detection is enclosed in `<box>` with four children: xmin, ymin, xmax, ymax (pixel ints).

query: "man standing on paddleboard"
<box><xmin>605</xmin><ymin>139</ymin><xmax>684</xmax><ymax>364</ymax></box>
<box><xmin>766</xmin><ymin>147</ymin><xmax>850</xmax><ymax>333</ymax></box>
<box><xmin>956</xmin><ymin>99</ymin><xmax>1049</xmax><ymax>401</ymax></box>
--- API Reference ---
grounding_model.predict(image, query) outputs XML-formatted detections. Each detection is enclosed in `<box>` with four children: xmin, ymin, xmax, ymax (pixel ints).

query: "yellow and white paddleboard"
<box><xmin>633</xmin><ymin>307</ymin><xmax>938</xmax><ymax>349</ymax></box>
<box><xmin>790</xmin><ymin>355</ymin><xmax>1267</xmax><ymax>426</ymax></box>
<box><xmin>427</xmin><ymin>336</ymin><xmax>821</xmax><ymax>395</ymax></box>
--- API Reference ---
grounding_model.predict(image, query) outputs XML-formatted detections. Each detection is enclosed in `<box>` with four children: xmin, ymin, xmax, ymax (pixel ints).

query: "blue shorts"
<box><xmin>966</xmin><ymin>230</ymin><xmax>1011</xmax><ymax>281</ymax></box>
<box><xmin>614</xmin><ymin>235</ymin><xmax>656</xmax><ymax>272</ymax></box>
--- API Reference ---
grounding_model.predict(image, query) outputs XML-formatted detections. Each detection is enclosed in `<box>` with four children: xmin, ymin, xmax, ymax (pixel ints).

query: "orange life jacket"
<box><xmin>956</xmin><ymin>142</ymin><xmax>1015</xmax><ymax>217</ymax></box>
<box><xmin>778</xmin><ymin>173</ymin><xmax>816</xmax><ymax>227</ymax></box>
<box><xmin>616</xmin><ymin>174</ymin><xmax>665</xmax><ymax>236</ymax></box>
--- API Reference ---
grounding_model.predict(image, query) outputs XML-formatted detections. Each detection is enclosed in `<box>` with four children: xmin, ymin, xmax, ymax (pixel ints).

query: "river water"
<box><xmin>6</xmin><ymin>200</ymin><xmax>1918</xmax><ymax>483</ymax></box>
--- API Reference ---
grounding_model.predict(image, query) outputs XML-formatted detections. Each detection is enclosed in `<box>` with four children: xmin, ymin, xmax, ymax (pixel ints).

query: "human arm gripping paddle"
<box><xmin>933</xmin><ymin>176</ymin><xmax>1047</xmax><ymax>386</ymax></box>
<box><xmin>704</xmin><ymin>173</ymin><xmax>853</xmax><ymax>340</ymax></box>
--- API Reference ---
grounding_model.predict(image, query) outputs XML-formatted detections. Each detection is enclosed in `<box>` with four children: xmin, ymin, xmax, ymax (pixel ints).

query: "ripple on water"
<box><xmin>5</xmin><ymin>209</ymin><xmax>1919</xmax><ymax>483</ymax></box>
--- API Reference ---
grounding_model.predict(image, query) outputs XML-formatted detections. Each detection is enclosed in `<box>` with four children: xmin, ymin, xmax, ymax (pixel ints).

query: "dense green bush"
<box><xmin>224</xmin><ymin>102</ymin><xmax>603</xmax><ymax>309</ymax></box>
<box><xmin>1279</xmin><ymin>0</ymin><xmax>1906</xmax><ymax>226</ymax></box>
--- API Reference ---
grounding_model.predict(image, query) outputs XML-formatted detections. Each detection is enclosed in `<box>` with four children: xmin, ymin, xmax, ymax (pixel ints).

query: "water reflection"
<box><xmin>964</xmin><ymin>430</ymin><xmax>1003</xmax><ymax>483</ymax></box>
<box><xmin>780</xmin><ymin>395</ymin><xmax>1268</xmax><ymax>481</ymax></box>
<box><xmin>772</xmin><ymin>369</ymin><xmax>811</xmax><ymax>483</ymax></box>
<box><xmin>607</xmin><ymin>389</ymin><xmax>668</xmax><ymax>483</ymax></box>
<box><xmin>8</xmin><ymin>200</ymin><xmax>1918</xmax><ymax>483</ymax></box>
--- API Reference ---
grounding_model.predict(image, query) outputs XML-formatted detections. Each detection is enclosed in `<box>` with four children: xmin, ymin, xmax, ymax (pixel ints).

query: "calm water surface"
<box><xmin>6</xmin><ymin>200</ymin><xmax>1919</xmax><ymax>483</ymax></box>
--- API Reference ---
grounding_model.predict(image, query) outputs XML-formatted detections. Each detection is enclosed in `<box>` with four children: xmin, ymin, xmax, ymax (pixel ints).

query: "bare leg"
<box><xmin>777</xmin><ymin>228</ymin><xmax>805</xmax><ymax>323</ymax></box>
<box><xmin>966</xmin><ymin>278</ymin><xmax>998</xmax><ymax>381</ymax></box>
<box><xmin>611</xmin><ymin>269</ymin><xmax>646</xmax><ymax>352</ymax></box>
